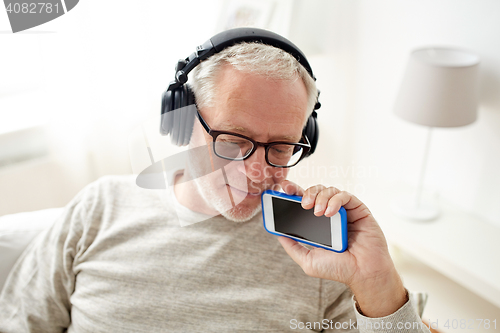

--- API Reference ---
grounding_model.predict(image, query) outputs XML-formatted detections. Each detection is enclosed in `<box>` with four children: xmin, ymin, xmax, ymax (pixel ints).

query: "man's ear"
<box><xmin>189</xmin><ymin>114</ymin><xmax>209</xmax><ymax>148</ymax></box>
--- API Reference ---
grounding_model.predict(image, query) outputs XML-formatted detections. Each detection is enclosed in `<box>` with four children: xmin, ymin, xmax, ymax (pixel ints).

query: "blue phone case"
<box><xmin>261</xmin><ymin>190</ymin><xmax>348</xmax><ymax>253</ymax></box>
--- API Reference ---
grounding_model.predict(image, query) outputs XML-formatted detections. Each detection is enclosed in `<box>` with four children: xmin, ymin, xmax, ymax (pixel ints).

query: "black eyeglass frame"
<box><xmin>195</xmin><ymin>110</ymin><xmax>311</xmax><ymax>168</ymax></box>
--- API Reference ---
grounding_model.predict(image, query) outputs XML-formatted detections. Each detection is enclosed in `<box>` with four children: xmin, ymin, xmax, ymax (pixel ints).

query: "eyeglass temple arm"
<box><xmin>302</xmin><ymin>134</ymin><xmax>311</xmax><ymax>146</ymax></box>
<box><xmin>195</xmin><ymin>109</ymin><xmax>211</xmax><ymax>134</ymax></box>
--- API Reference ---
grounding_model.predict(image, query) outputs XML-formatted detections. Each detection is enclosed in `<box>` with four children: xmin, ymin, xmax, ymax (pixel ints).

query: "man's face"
<box><xmin>187</xmin><ymin>64</ymin><xmax>309</xmax><ymax>222</ymax></box>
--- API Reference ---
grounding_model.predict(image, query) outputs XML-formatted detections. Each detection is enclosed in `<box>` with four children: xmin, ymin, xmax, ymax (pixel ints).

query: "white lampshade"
<box><xmin>394</xmin><ymin>47</ymin><xmax>480</xmax><ymax>127</ymax></box>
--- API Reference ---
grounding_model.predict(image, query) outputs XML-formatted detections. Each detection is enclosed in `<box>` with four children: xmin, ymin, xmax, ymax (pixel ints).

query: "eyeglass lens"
<box><xmin>213</xmin><ymin>134</ymin><xmax>304</xmax><ymax>167</ymax></box>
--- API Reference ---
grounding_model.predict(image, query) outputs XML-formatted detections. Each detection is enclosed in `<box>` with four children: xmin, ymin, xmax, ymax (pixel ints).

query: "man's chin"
<box><xmin>190</xmin><ymin>175</ymin><xmax>264</xmax><ymax>222</ymax></box>
<box><xmin>220</xmin><ymin>204</ymin><xmax>262</xmax><ymax>223</ymax></box>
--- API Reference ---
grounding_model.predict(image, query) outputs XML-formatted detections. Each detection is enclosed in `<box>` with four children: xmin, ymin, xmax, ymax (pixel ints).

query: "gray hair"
<box><xmin>189</xmin><ymin>42</ymin><xmax>318</xmax><ymax>121</ymax></box>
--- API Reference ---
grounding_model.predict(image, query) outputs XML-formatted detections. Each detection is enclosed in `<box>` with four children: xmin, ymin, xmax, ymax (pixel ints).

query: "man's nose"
<box><xmin>241</xmin><ymin>146</ymin><xmax>270</xmax><ymax>183</ymax></box>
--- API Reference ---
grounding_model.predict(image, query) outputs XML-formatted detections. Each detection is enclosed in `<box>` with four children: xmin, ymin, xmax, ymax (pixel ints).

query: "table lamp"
<box><xmin>391</xmin><ymin>47</ymin><xmax>480</xmax><ymax>221</ymax></box>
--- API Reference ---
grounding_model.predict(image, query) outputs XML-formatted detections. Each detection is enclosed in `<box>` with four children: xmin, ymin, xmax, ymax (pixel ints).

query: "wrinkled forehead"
<box><xmin>207</xmin><ymin>105</ymin><xmax>308</xmax><ymax>143</ymax></box>
<box><xmin>204</xmin><ymin>66</ymin><xmax>309</xmax><ymax>141</ymax></box>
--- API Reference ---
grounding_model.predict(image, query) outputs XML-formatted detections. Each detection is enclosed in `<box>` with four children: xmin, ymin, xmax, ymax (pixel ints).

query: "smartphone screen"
<box><xmin>272</xmin><ymin>197</ymin><xmax>332</xmax><ymax>246</ymax></box>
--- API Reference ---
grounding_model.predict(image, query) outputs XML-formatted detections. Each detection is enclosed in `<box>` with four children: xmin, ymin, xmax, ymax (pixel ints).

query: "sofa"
<box><xmin>0</xmin><ymin>208</ymin><xmax>64</xmax><ymax>291</ymax></box>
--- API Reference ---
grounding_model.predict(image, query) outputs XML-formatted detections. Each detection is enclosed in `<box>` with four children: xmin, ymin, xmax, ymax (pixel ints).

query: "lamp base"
<box><xmin>390</xmin><ymin>194</ymin><xmax>440</xmax><ymax>221</ymax></box>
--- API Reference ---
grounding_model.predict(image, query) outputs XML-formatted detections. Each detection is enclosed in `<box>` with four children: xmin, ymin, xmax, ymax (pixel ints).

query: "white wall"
<box><xmin>290</xmin><ymin>0</ymin><xmax>500</xmax><ymax>228</ymax></box>
<box><xmin>326</xmin><ymin>0</ymin><xmax>500</xmax><ymax>227</ymax></box>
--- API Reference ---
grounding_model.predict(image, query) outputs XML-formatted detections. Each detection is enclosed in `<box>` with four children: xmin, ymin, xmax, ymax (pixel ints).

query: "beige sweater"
<box><xmin>0</xmin><ymin>175</ymin><xmax>429</xmax><ymax>332</ymax></box>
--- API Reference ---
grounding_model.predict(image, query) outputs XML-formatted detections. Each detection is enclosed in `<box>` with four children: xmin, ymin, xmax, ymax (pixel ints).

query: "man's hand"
<box><xmin>277</xmin><ymin>180</ymin><xmax>408</xmax><ymax>318</ymax></box>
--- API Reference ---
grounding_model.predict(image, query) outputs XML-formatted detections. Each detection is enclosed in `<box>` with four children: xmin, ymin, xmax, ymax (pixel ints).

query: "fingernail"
<box><xmin>314</xmin><ymin>205</ymin><xmax>324</xmax><ymax>214</ymax></box>
<box><xmin>325</xmin><ymin>207</ymin><xmax>334</xmax><ymax>215</ymax></box>
<box><xmin>302</xmin><ymin>197</ymin><xmax>312</xmax><ymax>205</ymax></box>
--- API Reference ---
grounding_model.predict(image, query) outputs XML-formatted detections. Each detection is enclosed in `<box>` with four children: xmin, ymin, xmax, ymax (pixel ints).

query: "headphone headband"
<box><xmin>210</xmin><ymin>28</ymin><xmax>315</xmax><ymax>79</ymax></box>
<box><xmin>167</xmin><ymin>27</ymin><xmax>316</xmax><ymax>92</ymax></box>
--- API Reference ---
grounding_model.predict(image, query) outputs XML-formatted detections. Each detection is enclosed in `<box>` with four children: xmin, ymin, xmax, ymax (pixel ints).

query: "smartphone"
<box><xmin>261</xmin><ymin>190</ymin><xmax>348</xmax><ymax>253</ymax></box>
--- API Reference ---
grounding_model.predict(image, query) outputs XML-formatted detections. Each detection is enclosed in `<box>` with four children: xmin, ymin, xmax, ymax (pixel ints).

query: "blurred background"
<box><xmin>1</xmin><ymin>0</ymin><xmax>499</xmax><ymax>331</ymax></box>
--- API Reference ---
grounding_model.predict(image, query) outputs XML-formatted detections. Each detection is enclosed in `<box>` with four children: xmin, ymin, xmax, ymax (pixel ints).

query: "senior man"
<box><xmin>0</xmin><ymin>29</ymin><xmax>430</xmax><ymax>332</ymax></box>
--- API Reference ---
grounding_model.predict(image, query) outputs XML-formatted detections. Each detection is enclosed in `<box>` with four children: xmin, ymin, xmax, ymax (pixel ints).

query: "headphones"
<box><xmin>160</xmin><ymin>27</ymin><xmax>321</xmax><ymax>156</ymax></box>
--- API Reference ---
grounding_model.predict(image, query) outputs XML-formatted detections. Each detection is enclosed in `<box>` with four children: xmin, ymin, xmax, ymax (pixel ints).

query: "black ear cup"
<box><xmin>171</xmin><ymin>88</ymin><xmax>183</xmax><ymax>145</ymax></box>
<box><xmin>160</xmin><ymin>90</ymin><xmax>174</xmax><ymax>136</ymax></box>
<box><xmin>160</xmin><ymin>85</ymin><xmax>197</xmax><ymax>146</ymax></box>
<box><xmin>303</xmin><ymin>111</ymin><xmax>319</xmax><ymax>156</ymax></box>
<box><xmin>186</xmin><ymin>87</ymin><xmax>196</xmax><ymax>144</ymax></box>
<box><xmin>179</xmin><ymin>86</ymin><xmax>196</xmax><ymax>146</ymax></box>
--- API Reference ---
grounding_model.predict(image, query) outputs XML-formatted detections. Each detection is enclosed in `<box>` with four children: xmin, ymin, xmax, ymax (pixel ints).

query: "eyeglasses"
<box><xmin>195</xmin><ymin>109</ymin><xmax>311</xmax><ymax>168</ymax></box>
